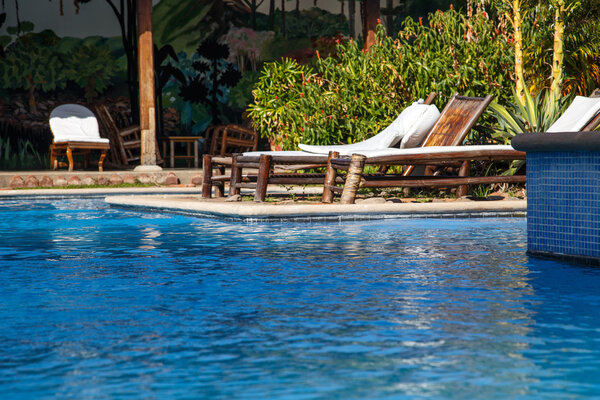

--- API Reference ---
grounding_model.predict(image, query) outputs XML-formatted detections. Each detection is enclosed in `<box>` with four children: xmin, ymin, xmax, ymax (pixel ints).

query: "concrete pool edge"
<box><xmin>105</xmin><ymin>195</ymin><xmax>527</xmax><ymax>222</ymax></box>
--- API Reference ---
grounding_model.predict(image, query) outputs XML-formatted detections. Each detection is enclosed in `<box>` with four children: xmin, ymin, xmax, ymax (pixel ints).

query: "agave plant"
<box><xmin>489</xmin><ymin>87</ymin><xmax>572</xmax><ymax>143</ymax></box>
<box><xmin>489</xmin><ymin>86</ymin><xmax>572</xmax><ymax>174</ymax></box>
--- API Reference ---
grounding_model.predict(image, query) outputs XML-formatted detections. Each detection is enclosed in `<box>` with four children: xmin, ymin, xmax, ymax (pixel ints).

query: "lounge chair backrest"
<box><xmin>419</xmin><ymin>94</ymin><xmax>493</xmax><ymax>147</ymax></box>
<box><xmin>579</xmin><ymin>89</ymin><xmax>600</xmax><ymax>131</ymax></box>
<box><xmin>49</xmin><ymin>104</ymin><xmax>102</xmax><ymax>143</ymax></box>
<box><xmin>546</xmin><ymin>95</ymin><xmax>600</xmax><ymax>132</ymax></box>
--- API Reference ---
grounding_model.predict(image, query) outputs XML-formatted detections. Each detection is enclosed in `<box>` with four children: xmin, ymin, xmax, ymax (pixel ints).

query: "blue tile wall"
<box><xmin>527</xmin><ymin>151</ymin><xmax>600</xmax><ymax>260</ymax></box>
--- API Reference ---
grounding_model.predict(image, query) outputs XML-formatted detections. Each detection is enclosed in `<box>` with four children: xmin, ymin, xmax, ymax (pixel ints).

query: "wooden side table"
<box><xmin>160</xmin><ymin>136</ymin><xmax>201</xmax><ymax>168</ymax></box>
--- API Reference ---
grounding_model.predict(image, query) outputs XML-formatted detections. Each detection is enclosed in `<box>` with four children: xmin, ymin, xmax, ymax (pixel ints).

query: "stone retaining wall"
<box><xmin>2</xmin><ymin>170</ymin><xmax>204</xmax><ymax>189</ymax></box>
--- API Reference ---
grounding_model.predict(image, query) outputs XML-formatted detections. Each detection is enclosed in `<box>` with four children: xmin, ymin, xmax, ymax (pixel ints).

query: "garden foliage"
<box><xmin>248</xmin><ymin>8</ymin><xmax>514</xmax><ymax>150</ymax></box>
<box><xmin>0</xmin><ymin>28</ymin><xmax>118</xmax><ymax>111</ymax></box>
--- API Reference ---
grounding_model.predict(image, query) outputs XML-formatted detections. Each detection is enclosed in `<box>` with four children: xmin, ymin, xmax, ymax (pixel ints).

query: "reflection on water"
<box><xmin>0</xmin><ymin>199</ymin><xmax>599</xmax><ymax>399</ymax></box>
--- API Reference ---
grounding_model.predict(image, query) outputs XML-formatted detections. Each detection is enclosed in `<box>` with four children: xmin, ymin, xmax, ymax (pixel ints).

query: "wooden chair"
<box><xmin>204</xmin><ymin>124</ymin><xmax>258</xmax><ymax>156</ymax></box>
<box><xmin>94</xmin><ymin>104</ymin><xmax>142</xmax><ymax>166</ymax></box>
<box><xmin>49</xmin><ymin>104</ymin><xmax>110</xmax><ymax>172</ymax></box>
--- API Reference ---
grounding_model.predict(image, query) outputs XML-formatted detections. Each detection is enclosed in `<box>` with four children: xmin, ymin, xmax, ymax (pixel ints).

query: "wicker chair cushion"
<box><xmin>49</xmin><ymin>104</ymin><xmax>109</xmax><ymax>144</ymax></box>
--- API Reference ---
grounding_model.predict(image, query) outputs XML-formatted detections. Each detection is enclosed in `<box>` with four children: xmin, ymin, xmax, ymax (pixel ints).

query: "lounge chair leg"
<box><xmin>66</xmin><ymin>147</ymin><xmax>74</xmax><ymax>172</ymax></box>
<box><xmin>202</xmin><ymin>154</ymin><xmax>213</xmax><ymax>198</ymax></box>
<box><xmin>254</xmin><ymin>154</ymin><xmax>272</xmax><ymax>202</ymax></box>
<box><xmin>322</xmin><ymin>151</ymin><xmax>339</xmax><ymax>203</ymax></box>
<box><xmin>230</xmin><ymin>154</ymin><xmax>241</xmax><ymax>196</ymax></box>
<box><xmin>456</xmin><ymin>160</ymin><xmax>470</xmax><ymax>197</ymax></box>
<box><xmin>98</xmin><ymin>151</ymin><xmax>106</xmax><ymax>172</ymax></box>
<box><xmin>340</xmin><ymin>154</ymin><xmax>366</xmax><ymax>205</ymax></box>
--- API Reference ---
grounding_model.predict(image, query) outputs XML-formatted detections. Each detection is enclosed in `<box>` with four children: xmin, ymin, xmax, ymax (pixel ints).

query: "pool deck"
<box><xmin>0</xmin><ymin>169</ymin><xmax>526</xmax><ymax>222</ymax></box>
<box><xmin>104</xmin><ymin>194</ymin><xmax>526</xmax><ymax>222</ymax></box>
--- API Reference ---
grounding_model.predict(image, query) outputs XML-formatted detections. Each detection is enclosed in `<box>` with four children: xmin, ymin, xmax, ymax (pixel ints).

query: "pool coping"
<box><xmin>104</xmin><ymin>195</ymin><xmax>527</xmax><ymax>222</ymax></box>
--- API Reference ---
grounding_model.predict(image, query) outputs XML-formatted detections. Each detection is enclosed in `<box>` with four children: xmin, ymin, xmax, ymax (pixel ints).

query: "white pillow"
<box><xmin>547</xmin><ymin>96</ymin><xmax>600</xmax><ymax>132</ymax></box>
<box><xmin>400</xmin><ymin>104</ymin><xmax>441</xmax><ymax>148</ymax></box>
<box><xmin>298</xmin><ymin>99</ymin><xmax>435</xmax><ymax>154</ymax></box>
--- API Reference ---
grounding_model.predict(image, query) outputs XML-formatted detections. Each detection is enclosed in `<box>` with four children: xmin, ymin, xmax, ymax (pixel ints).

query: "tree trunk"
<box><xmin>268</xmin><ymin>0</ymin><xmax>275</xmax><ymax>30</ymax></box>
<box><xmin>385</xmin><ymin>0</ymin><xmax>393</xmax><ymax>32</ymax></box>
<box><xmin>513</xmin><ymin>0</ymin><xmax>526</xmax><ymax>106</ymax></box>
<box><xmin>281</xmin><ymin>0</ymin><xmax>285</xmax><ymax>37</ymax></box>
<box><xmin>27</xmin><ymin>77</ymin><xmax>36</xmax><ymax>114</ymax></box>
<box><xmin>363</xmin><ymin>0</ymin><xmax>380</xmax><ymax>50</ymax></box>
<box><xmin>550</xmin><ymin>0</ymin><xmax>565</xmax><ymax>102</ymax></box>
<box><xmin>348</xmin><ymin>0</ymin><xmax>355</xmax><ymax>38</ymax></box>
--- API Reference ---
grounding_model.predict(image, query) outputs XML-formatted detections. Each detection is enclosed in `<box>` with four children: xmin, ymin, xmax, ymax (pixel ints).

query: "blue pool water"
<box><xmin>1</xmin><ymin>198</ymin><xmax>600</xmax><ymax>399</ymax></box>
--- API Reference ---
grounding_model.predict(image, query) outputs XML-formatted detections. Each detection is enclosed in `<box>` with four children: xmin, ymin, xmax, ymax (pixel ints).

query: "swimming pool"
<box><xmin>1</xmin><ymin>198</ymin><xmax>599</xmax><ymax>399</ymax></box>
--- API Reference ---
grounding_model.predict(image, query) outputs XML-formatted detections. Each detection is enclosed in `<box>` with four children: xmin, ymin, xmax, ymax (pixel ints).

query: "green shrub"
<box><xmin>0</xmin><ymin>30</ymin><xmax>67</xmax><ymax>113</ymax></box>
<box><xmin>66</xmin><ymin>43</ymin><xmax>119</xmax><ymax>103</ymax></box>
<box><xmin>249</xmin><ymin>8</ymin><xmax>514</xmax><ymax>150</ymax></box>
<box><xmin>0</xmin><ymin>137</ymin><xmax>47</xmax><ymax>170</ymax></box>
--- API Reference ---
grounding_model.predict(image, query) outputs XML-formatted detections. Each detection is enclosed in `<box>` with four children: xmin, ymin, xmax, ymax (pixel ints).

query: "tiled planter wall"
<box><xmin>513</xmin><ymin>132</ymin><xmax>600</xmax><ymax>264</ymax></box>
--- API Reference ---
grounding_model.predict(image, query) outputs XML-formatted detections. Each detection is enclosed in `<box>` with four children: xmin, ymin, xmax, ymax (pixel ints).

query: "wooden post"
<box><xmin>456</xmin><ymin>160</ymin><xmax>470</xmax><ymax>197</ymax></box>
<box><xmin>202</xmin><ymin>154</ymin><xmax>213</xmax><ymax>198</ymax></box>
<box><xmin>230</xmin><ymin>154</ymin><xmax>241</xmax><ymax>196</ymax></box>
<box><xmin>215</xmin><ymin>164</ymin><xmax>225</xmax><ymax>197</ymax></box>
<box><xmin>322</xmin><ymin>151</ymin><xmax>339</xmax><ymax>203</ymax></box>
<box><xmin>137</xmin><ymin>0</ymin><xmax>158</xmax><ymax>168</ymax></box>
<box><xmin>340</xmin><ymin>154</ymin><xmax>366</xmax><ymax>205</ymax></box>
<box><xmin>254</xmin><ymin>154</ymin><xmax>272</xmax><ymax>202</ymax></box>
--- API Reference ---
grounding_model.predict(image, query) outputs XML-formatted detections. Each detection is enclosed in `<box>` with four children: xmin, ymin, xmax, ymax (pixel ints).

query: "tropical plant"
<box><xmin>66</xmin><ymin>43</ymin><xmax>119</xmax><ymax>103</ymax></box>
<box><xmin>154</xmin><ymin>44</ymin><xmax>186</xmax><ymax>135</ymax></box>
<box><xmin>0</xmin><ymin>137</ymin><xmax>47</xmax><ymax>170</ymax></box>
<box><xmin>249</xmin><ymin>8</ymin><xmax>514</xmax><ymax>150</ymax></box>
<box><xmin>489</xmin><ymin>87</ymin><xmax>572</xmax><ymax>143</ymax></box>
<box><xmin>0</xmin><ymin>30</ymin><xmax>67</xmax><ymax>113</ymax></box>
<box><xmin>72</xmin><ymin>0</ymin><xmax>141</xmax><ymax>122</ymax></box>
<box><xmin>179</xmin><ymin>39</ymin><xmax>241</xmax><ymax>125</ymax></box>
<box><xmin>228</xmin><ymin>71</ymin><xmax>260</xmax><ymax>111</ymax></box>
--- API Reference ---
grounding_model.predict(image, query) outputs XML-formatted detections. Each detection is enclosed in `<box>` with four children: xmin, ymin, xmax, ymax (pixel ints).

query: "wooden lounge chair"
<box><xmin>94</xmin><ymin>104</ymin><xmax>142</xmax><ymax>167</ymax></box>
<box><xmin>324</xmin><ymin>92</ymin><xmax>600</xmax><ymax>204</ymax></box>
<box><xmin>204</xmin><ymin>124</ymin><xmax>259</xmax><ymax>156</ymax></box>
<box><xmin>49</xmin><ymin>104</ymin><xmax>110</xmax><ymax>172</ymax></box>
<box><xmin>202</xmin><ymin>93</ymin><xmax>438</xmax><ymax>200</ymax></box>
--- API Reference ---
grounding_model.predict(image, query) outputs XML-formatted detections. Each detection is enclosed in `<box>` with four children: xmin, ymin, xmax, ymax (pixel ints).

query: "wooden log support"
<box><xmin>215</xmin><ymin>164</ymin><xmax>225</xmax><ymax>197</ymax></box>
<box><xmin>322</xmin><ymin>151</ymin><xmax>340</xmax><ymax>203</ymax></box>
<box><xmin>230</xmin><ymin>154</ymin><xmax>242</xmax><ymax>196</ymax></box>
<box><xmin>254</xmin><ymin>154</ymin><xmax>272</xmax><ymax>202</ymax></box>
<box><xmin>340</xmin><ymin>154</ymin><xmax>366</xmax><ymax>204</ymax></box>
<box><xmin>137</xmin><ymin>0</ymin><xmax>158</xmax><ymax>167</ymax></box>
<box><xmin>456</xmin><ymin>160</ymin><xmax>470</xmax><ymax>197</ymax></box>
<box><xmin>202</xmin><ymin>154</ymin><xmax>213</xmax><ymax>198</ymax></box>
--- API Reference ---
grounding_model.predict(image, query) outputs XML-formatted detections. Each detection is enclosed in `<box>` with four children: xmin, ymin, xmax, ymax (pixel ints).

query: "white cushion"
<box><xmin>547</xmin><ymin>96</ymin><xmax>600</xmax><ymax>132</ymax></box>
<box><xmin>353</xmin><ymin>144</ymin><xmax>517</xmax><ymax>158</ymax></box>
<box><xmin>400</xmin><ymin>104</ymin><xmax>442</xmax><ymax>148</ymax></box>
<box><xmin>298</xmin><ymin>100</ymin><xmax>439</xmax><ymax>155</ymax></box>
<box><xmin>49</xmin><ymin>104</ymin><xmax>105</xmax><ymax>143</ymax></box>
